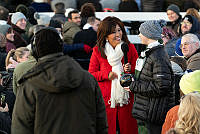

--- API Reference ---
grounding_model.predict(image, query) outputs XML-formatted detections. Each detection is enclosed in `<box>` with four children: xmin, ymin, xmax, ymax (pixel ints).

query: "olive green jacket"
<box><xmin>12</xmin><ymin>53</ymin><xmax>108</xmax><ymax>134</ymax></box>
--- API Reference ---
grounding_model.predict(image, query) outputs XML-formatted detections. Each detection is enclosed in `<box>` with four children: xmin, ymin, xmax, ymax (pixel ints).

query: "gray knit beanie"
<box><xmin>139</xmin><ymin>20</ymin><xmax>166</xmax><ymax>40</ymax></box>
<box><xmin>0</xmin><ymin>24</ymin><xmax>11</xmax><ymax>36</ymax></box>
<box><xmin>34</xmin><ymin>12</ymin><xmax>51</xmax><ymax>25</ymax></box>
<box><xmin>11</xmin><ymin>12</ymin><xmax>27</xmax><ymax>24</ymax></box>
<box><xmin>167</xmin><ymin>4</ymin><xmax>180</xmax><ymax>15</ymax></box>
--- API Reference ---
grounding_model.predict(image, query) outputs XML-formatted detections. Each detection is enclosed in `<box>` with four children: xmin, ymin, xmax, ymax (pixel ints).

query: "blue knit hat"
<box><xmin>11</xmin><ymin>12</ymin><xmax>26</xmax><ymax>24</ymax></box>
<box><xmin>0</xmin><ymin>24</ymin><xmax>11</xmax><ymax>36</ymax></box>
<box><xmin>139</xmin><ymin>20</ymin><xmax>166</xmax><ymax>40</ymax></box>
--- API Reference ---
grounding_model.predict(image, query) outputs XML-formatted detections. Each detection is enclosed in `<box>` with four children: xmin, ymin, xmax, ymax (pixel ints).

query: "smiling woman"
<box><xmin>0</xmin><ymin>24</ymin><xmax>16</xmax><ymax>53</ymax></box>
<box><xmin>0</xmin><ymin>33</ymin><xmax>7</xmax><ymax>71</ymax></box>
<box><xmin>9</xmin><ymin>12</ymin><xmax>28</xmax><ymax>48</ymax></box>
<box><xmin>107</xmin><ymin>25</ymin><xmax>122</xmax><ymax>48</ymax></box>
<box><xmin>5</xmin><ymin>47</ymin><xmax>30</xmax><ymax>70</ymax></box>
<box><xmin>0</xmin><ymin>33</ymin><xmax>6</xmax><ymax>48</ymax></box>
<box><xmin>89</xmin><ymin>16</ymin><xmax>138</xmax><ymax>134</ymax></box>
<box><xmin>166</xmin><ymin>4</ymin><xmax>182</xmax><ymax>34</ymax></box>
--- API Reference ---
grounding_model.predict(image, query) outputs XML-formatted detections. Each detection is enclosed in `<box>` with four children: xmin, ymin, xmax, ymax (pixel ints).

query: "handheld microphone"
<box><xmin>121</xmin><ymin>43</ymin><xmax>129</xmax><ymax>65</ymax></box>
<box><xmin>120</xmin><ymin>43</ymin><xmax>133</xmax><ymax>87</ymax></box>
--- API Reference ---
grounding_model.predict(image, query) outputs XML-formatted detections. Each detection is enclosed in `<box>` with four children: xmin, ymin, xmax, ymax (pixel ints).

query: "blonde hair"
<box><xmin>175</xmin><ymin>92</ymin><xmax>200</xmax><ymax>134</ymax></box>
<box><xmin>5</xmin><ymin>47</ymin><xmax>29</xmax><ymax>67</ymax></box>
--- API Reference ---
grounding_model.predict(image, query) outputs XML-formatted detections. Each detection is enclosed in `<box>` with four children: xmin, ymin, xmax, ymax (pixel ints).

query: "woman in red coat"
<box><xmin>89</xmin><ymin>16</ymin><xmax>138</xmax><ymax>134</ymax></box>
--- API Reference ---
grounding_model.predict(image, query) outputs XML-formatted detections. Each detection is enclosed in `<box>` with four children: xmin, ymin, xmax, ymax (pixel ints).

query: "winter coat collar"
<box><xmin>141</xmin><ymin>41</ymin><xmax>163</xmax><ymax>57</ymax></box>
<box><xmin>185</xmin><ymin>48</ymin><xmax>200</xmax><ymax>60</ymax></box>
<box><xmin>12</xmin><ymin>24</ymin><xmax>26</xmax><ymax>34</ymax></box>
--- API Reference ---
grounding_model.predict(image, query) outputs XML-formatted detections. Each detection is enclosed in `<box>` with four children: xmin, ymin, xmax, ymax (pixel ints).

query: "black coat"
<box><xmin>73</xmin><ymin>27</ymin><xmax>97</xmax><ymax>48</ymax></box>
<box><xmin>0</xmin><ymin>112</ymin><xmax>11</xmax><ymax>134</ymax></box>
<box><xmin>130</xmin><ymin>45</ymin><xmax>175</xmax><ymax>125</ymax></box>
<box><xmin>51</xmin><ymin>13</ymin><xmax>67</xmax><ymax>25</ymax></box>
<box><xmin>0</xmin><ymin>48</ymin><xmax>7</xmax><ymax>71</ymax></box>
<box><xmin>118</xmin><ymin>1</ymin><xmax>139</xmax><ymax>12</ymax></box>
<box><xmin>11</xmin><ymin>24</ymin><xmax>28</xmax><ymax>48</ymax></box>
<box><xmin>141</xmin><ymin>0</ymin><xmax>164</xmax><ymax>11</ymax></box>
<box><xmin>72</xmin><ymin>27</ymin><xmax>97</xmax><ymax>70</ymax></box>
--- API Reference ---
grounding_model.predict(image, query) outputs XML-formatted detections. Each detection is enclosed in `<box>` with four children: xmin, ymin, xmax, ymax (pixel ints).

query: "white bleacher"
<box><xmin>39</xmin><ymin>12</ymin><xmax>189</xmax><ymax>44</ymax></box>
<box><xmin>40</xmin><ymin>12</ymin><xmax>187</xmax><ymax>21</ymax></box>
<box><xmin>127</xmin><ymin>35</ymin><xmax>141</xmax><ymax>44</ymax></box>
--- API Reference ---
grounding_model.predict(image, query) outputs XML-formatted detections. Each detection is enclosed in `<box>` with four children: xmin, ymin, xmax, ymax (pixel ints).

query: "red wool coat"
<box><xmin>89</xmin><ymin>43</ymin><xmax>138</xmax><ymax>134</ymax></box>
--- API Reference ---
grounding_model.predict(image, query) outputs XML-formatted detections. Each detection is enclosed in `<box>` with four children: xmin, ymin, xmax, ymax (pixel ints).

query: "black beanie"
<box><xmin>35</xmin><ymin>27</ymin><xmax>63</xmax><ymax>58</ymax></box>
<box><xmin>182</xmin><ymin>15</ymin><xmax>193</xmax><ymax>24</ymax></box>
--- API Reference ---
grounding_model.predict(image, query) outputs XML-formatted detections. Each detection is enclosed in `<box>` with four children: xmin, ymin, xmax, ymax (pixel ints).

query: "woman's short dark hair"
<box><xmin>97</xmin><ymin>16</ymin><xmax>130</xmax><ymax>58</ymax></box>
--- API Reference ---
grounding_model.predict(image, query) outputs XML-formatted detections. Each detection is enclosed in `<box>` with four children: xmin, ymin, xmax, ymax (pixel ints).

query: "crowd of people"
<box><xmin>0</xmin><ymin>0</ymin><xmax>200</xmax><ymax>134</ymax></box>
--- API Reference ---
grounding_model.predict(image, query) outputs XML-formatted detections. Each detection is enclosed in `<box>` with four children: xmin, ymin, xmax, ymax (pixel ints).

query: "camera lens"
<box><xmin>120</xmin><ymin>74</ymin><xmax>133</xmax><ymax>87</ymax></box>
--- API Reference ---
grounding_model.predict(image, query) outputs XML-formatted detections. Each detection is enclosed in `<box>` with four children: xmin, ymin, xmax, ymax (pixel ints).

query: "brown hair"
<box><xmin>80</xmin><ymin>3</ymin><xmax>95</xmax><ymax>18</ymax></box>
<box><xmin>97</xmin><ymin>16</ymin><xmax>130</xmax><ymax>58</ymax></box>
<box><xmin>186</xmin><ymin>8</ymin><xmax>200</xmax><ymax>22</ymax></box>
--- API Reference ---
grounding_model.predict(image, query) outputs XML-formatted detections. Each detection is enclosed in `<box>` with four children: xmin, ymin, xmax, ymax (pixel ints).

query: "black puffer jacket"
<box><xmin>130</xmin><ymin>45</ymin><xmax>175</xmax><ymax>125</ymax></box>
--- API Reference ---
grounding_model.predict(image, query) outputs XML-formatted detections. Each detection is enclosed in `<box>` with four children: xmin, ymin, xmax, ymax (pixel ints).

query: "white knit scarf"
<box><xmin>105</xmin><ymin>41</ymin><xmax>129</xmax><ymax>108</ymax></box>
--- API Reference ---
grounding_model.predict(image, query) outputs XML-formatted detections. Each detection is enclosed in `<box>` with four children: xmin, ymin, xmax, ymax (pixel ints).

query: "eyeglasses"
<box><xmin>180</xmin><ymin>42</ymin><xmax>196</xmax><ymax>48</ymax></box>
<box><xmin>181</xmin><ymin>21</ymin><xmax>192</xmax><ymax>26</ymax></box>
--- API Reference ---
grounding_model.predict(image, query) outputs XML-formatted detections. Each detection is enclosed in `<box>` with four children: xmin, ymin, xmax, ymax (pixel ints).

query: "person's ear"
<box><xmin>16</xmin><ymin>56</ymin><xmax>21</xmax><ymax>63</ymax></box>
<box><xmin>68</xmin><ymin>18</ymin><xmax>72</xmax><ymax>22</ymax></box>
<box><xmin>194</xmin><ymin>42</ymin><xmax>199</xmax><ymax>49</ymax></box>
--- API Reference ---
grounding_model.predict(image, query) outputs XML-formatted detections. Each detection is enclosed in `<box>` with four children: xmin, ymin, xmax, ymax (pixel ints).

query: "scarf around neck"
<box><xmin>105</xmin><ymin>41</ymin><xmax>129</xmax><ymax>108</ymax></box>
